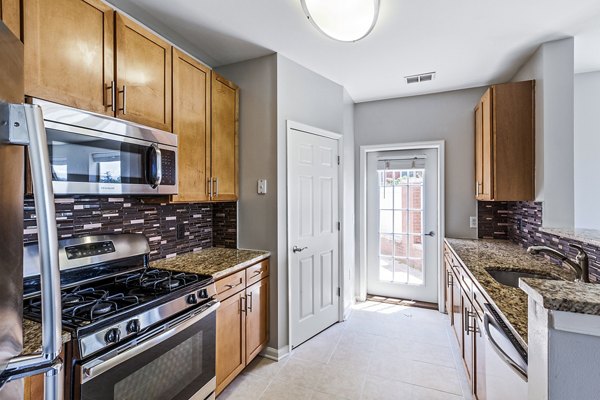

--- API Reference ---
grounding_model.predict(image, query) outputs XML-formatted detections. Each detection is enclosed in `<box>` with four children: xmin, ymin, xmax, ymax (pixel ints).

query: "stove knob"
<box><xmin>198</xmin><ymin>289</ymin><xmax>208</xmax><ymax>299</ymax></box>
<box><xmin>105</xmin><ymin>328</ymin><xmax>121</xmax><ymax>344</ymax></box>
<box><xmin>187</xmin><ymin>293</ymin><xmax>198</xmax><ymax>304</ymax></box>
<box><xmin>126</xmin><ymin>319</ymin><xmax>141</xmax><ymax>334</ymax></box>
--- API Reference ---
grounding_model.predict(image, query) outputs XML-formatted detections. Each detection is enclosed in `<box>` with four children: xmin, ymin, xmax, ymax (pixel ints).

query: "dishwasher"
<box><xmin>479</xmin><ymin>304</ymin><xmax>528</xmax><ymax>400</ymax></box>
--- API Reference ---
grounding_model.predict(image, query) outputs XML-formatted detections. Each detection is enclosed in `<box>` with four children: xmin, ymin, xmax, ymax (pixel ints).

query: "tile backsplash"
<box><xmin>24</xmin><ymin>197</ymin><xmax>237</xmax><ymax>261</ymax></box>
<box><xmin>478</xmin><ymin>201</ymin><xmax>600</xmax><ymax>282</ymax></box>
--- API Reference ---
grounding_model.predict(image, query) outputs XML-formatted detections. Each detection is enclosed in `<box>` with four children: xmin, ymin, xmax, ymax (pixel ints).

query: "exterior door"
<box><xmin>366</xmin><ymin>148</ymin><xmax>439</xmax><ymax>303</ymax></box>
<box><xmin>288</xmin><ymin>126</ymin><xmax>339</xmax><ymax>348</ymax></box>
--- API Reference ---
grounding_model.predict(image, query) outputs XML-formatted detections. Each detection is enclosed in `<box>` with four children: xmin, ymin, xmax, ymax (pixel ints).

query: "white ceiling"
<box><xmin>107</xmin><ymin>0</ymin><xmax>600</xmax><ymax>103</ymax></box>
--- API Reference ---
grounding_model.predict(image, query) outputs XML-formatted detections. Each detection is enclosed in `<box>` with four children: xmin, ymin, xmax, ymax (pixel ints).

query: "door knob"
<box><xmin>292</xmin><ymin>246</ymin><xmax>308</xmax><ymax>253</ymax></box>
<box><xmin>424</xmin><ymin>231</ymin><xmax>435</xmax><ymax>237</ymax></box>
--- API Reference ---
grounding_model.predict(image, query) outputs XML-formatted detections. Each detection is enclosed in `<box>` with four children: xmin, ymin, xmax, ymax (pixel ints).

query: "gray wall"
<box><xmin>216</xmin><ymin>55</ymin><xmax>280</xmax><ymax>347</ymax></box>
<box><xmin>574</xmin><ymin>71</ymin><xmax>600</xmax><ymax>229</ymax></box>
<box><xmin>354</xmin><ymin>87</ymin><xmax>487</xmax><ymax>242</ymax></box>
<box><xmin>512</xmin><ymin>38</ymin><xmax>575</xmax><ymax>228</ymax></box>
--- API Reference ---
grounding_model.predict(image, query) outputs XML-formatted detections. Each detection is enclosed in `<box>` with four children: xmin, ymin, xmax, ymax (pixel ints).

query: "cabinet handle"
<box><xmin>251</xmin><ymin>270</ymin><xmax>262</xmax><ymax>277</ymax></box>
<box><xmin>224</xmin><ymin>280</ymin><xmax>243</xmax><ymax>290</ymax></box>
<box><xmin>214</xmin><ymin>177</ymin><xmax>219</xmax><ymax>197</ymax></box>
<box><xmin>106</xmin><ymin>81</ymin><xmax>116</xmax><ymax>112</ymax></box>
<box><xmin>447</xmin><ymin>271</ymin><xmax>453</xmax><ymax>287</ymax></box>
<box><xmin>118</xmin><ymin>85</ymin><xmax>127</xmax><ymax>114</ymax></box>
<box><xmin>240</xmin><ymin>296</ymin><xmax>246</xmax><ymax>313</ymax></box>
<box><xmin>208</xmin><ymin>177</ymin><xmax>213</xmax><ymax>198</ymax></box>
<box><xmin>475</xmin><ymin>181</ymin><xmax>480</xmax><ymax>196</ymax></box>
<box><xmin>464</xmin><ymin>307</ymin><xmax>479</xmax><ymax>335</ymax></box>
<box><xmin>247</xmin><ymin>292</ymin><xmax>253</xmax><ymax>312</ymax></box>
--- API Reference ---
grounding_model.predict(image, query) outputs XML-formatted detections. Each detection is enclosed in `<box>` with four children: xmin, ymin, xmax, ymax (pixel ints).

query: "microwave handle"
<box><xmin>0</xmin><ymin>104</ymin><xmax>63</xmax><ymax>399</ymax></box>
<box><xmin>146</xmin><ymin>143</ymin><xmax>162</xmax><ymax>189</ymax></box>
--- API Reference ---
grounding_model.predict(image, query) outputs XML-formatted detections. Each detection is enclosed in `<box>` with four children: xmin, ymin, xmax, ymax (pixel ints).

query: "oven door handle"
<box><xmin>483</xmin><ymin>312</ymin><xmax>528</xmax><ymax>381</ymax></box>
<box><xmin>81</xmin><ymin>300</ymin><xmax>219</xmax><ymax>384</ymax></box>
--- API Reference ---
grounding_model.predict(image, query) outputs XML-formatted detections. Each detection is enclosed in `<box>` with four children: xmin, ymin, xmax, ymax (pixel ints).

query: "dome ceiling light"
<box><xmin>301</xmin><ymin>0</ymin><xmax>381</xmax><ymax>42</ymax></box>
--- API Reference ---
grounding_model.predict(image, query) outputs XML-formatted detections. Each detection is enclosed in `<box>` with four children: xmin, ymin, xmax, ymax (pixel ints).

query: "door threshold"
<box><xmin>366</xmin><ymin>294</ymin><xmax>438</xmax><ymax>310</ymax></box>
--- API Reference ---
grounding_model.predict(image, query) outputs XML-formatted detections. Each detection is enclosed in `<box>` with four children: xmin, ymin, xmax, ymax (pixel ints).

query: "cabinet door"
<box><xmin>115</xmin><ymin>14</ymin><xmax>172</xmax><ymax>131</ymax></box>
<box><xmin>245</xmin><ymin>277</ymin><xmax>269</xmax><ymax>363</ymax></box>
<box><xmin>23</xmin><ymin>0</ymin><xmax>114</xmax><ymax>115</ymax></box>
<box><xmin>444</xmin><ymin>257</ymin><xmax>453</xmax><ymax>324</ymax></box>
<box><xmin>1</xmin><ymin>0</ymin><xmax>20</xmax><ymax>38</ymax></box>
<box><xmin>211</xmin><ymin>72</ymin><xmax>239</xmax><ymax>201</ymax></box>
<box><xmin>451</xmin><ymin>270</ymin><xmax>463</xmax><ymax>349</ymax></box>
<box><xmin>462</xmin><ymin>297</ymin><xmax>474</xmax><ymax>386</ymax></box>
<box><xmin>171</xmin><ymin>49</ymin><xmax>210</xmax><ymax>202</ymax></box>
<box><xmin>474</xmin><ymin>313</ymin><xmax>486</xmax><ymax>400</ymax></box>
<box><xmin>475</xmin><ymin>103</ymin><xmax>484</xmax><ymax>200</ymax></box>
<box><xmin>480</xmin><ymin>88</ymin><xmax>493</xmax><ymax>200</ymax></box>
<box><xmin>216</xmin><ymin>290</ymin><xmax>246</xmax><ymax>395</ymax></box>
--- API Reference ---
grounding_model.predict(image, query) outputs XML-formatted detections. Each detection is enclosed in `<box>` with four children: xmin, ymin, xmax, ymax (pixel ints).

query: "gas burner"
<box><xmin>115</xmin><ymin>269</ymin><xmax>200</xmax><ymax>294</ymax></box>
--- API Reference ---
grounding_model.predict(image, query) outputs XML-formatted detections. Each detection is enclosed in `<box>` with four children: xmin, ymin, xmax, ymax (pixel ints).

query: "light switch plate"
<box><xmin>470</xmin><ymin>216</ymin><xmax>477</xmax><ymax>229</ymax></box>
<box><xmin>258</xmin><ymin>179</ymin><xmax>267</xmax><ymax>194</ymax></box>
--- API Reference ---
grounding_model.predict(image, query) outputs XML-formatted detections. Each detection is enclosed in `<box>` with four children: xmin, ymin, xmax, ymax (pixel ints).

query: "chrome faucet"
<box><xmin>527</xmin><ymin>244</ymin><xmax>590</xmax><ymax>283</ymax></box>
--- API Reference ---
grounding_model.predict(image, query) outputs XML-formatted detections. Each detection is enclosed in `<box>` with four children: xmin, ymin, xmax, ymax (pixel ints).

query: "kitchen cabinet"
<box><xmin>245</xmin><ymin>277</ymin><xmax>269</xmax><ymax>361</ymax></box>
<box><xmin>171</xmin><ymin>48</ymin><xmax>211</xmax><ymax>202</ymax></box>
<box><xmin>474</xmin><ymin>80</ymin><xmax>535</xmax><ymax>201</ymax></box>
<box><xmin>216</xmin><ymin>259</ymin><xmax>269</xmax><ymax>395</ymax></box>
<box><xmin>474</xmin><ymin>312</ymin><xmax>487</xmax><ymax>400</ymax></box>
<box><xmin>444</xmin><ymin>254</ymin><xmax>454</xmax><ymax>325</ymax></box>
<box><xmin>23</xmin><ymin>0</ymin><xmax>115</xmax><ymax>115</ymax></box>
<box><xmin>216</xmin><ymin>290</ymin><xmax>246</xmax><ymax>396</ymax></box>
<box><xmin>1</xmin><ymin>0</ymin><xmax>20</xmax><ymax>38</ymax></box>
<box><xmin>115</xmin><ymin>14</ymin><xmax>172</xmax><ymax>131</ymax></box>
<box><xmin>23</xmin><ymin>372</ymin><xmax>43</xmax><ymax>400</ymax></box>
<box><xmin>210</xmin><ymin>72</ymin><xmax>239</xmax><ymax>201</ymax></box>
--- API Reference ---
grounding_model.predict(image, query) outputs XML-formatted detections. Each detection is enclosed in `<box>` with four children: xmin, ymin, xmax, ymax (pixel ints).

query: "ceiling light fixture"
<box><xmin>301</xmin><ymin>0</ymin><xmax>380</xmax><ymax>42</ymax></box>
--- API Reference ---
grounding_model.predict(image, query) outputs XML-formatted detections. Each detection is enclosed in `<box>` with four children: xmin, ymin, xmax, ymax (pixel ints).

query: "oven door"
<box><xmin>45</xmin><ymin>124</ymin><xmax>177</xmax><ymax>196</ymax></box>
<box><xmin>78</xmin><ymin>301</ymin><xmax>218</xmax><ymax>400</ymax></box>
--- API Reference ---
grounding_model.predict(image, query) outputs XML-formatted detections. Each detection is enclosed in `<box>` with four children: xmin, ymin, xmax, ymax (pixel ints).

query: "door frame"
<box><xmin>359</xmin><ymin>141</ymin><xmax>446</xmax><ymax>311</ymax></box>
<box><xmin>286</xmin><ymin>120</ymin><xmax>344</xmax><ymax>350</ymax></box>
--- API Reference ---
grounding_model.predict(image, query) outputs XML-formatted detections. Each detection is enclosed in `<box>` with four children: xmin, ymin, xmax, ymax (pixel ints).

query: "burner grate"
<box><xmin>115</xmin><ymin>269</ymin><xmax>199</xmax><ymax>294</ymax></box>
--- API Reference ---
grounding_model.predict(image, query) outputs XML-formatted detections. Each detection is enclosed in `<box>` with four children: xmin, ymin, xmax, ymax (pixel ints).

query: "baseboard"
<box><xmin>260</xmin><ymin>345</ymin><xmax>290</xmax><ymax>361</ymax></box>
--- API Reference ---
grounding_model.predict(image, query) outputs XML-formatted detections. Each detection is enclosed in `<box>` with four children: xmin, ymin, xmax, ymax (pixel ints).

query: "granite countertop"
<box><xmin>519</xmin><ymin>279</ymin><xmax>600</xmax><ymax>315</ymax></box>
<box><xmin>151</xmin><ymin>247</ymin><xmax>271</xmax><ymax>279</ymax></box>
<box><xmin>23</xmin><ymin>318</ymin><xmax>71</xmax><ymax>355</ymax></box>
<box><xmin>445</xmin><ymin>238</ymin><xmax>577</xmax><ymax>346</ymax></box>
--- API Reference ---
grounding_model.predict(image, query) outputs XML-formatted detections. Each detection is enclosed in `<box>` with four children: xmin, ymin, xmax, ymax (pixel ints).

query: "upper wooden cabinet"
<box><xmin>23</xmin><ymin>0</ymin><xmax>114</xmax><ymax>115</ymax></box>
<box><xmin>115</xmin><ymin>14</ymin><xmax>172</xmax><ymax>131</ymax></box>
<box><xmin>171</xmin><ymin>48</ymin><xmax>211</xmax><ymax>203</ymax></box>
<box><xmin>1</xmin><ymin>0</ymin><xmax>21</xmax><ymax>38</ymax></box>
<box><xmin>474</xmin><ymin>80</ymin><xmax>535</xmax><ymax>201</ymax></box>
<box><xmin>211</xmin><ymin>72</ymin><xmax>239</xmax><ymax>201</ymax></box>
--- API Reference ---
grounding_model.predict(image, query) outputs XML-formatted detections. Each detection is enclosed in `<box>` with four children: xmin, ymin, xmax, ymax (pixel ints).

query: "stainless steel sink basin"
<box><xmin>485</xmin><ymin>269</ymin><xmax>561</xmax><ymax>288</ymax></box>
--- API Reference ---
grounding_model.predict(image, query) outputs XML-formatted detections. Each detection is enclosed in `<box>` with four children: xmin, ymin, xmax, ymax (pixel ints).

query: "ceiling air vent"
<box><xmin>405</xmin><ymin>72</ymin><xmax>436</xmax><ymax>84</ymax></box>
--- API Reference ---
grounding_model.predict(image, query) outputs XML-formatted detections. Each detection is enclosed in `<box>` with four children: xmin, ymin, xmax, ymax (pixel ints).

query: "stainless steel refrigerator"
<box><xmin>0</xmin><ymin>21</ymin><xmax>63</xmax><ymax>400</ymax></box>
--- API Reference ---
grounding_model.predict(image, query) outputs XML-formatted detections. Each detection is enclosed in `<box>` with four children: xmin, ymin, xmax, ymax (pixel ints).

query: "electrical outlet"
<box><xmin>469</xmin><ymin>216</ymin><xmax>478</xmax><ymax>229</ymax></box>
<box><xmin>257</xmin><ymin>179</ymin><xmax>267</xmax><ymax>194</ymax></box>
<box><xmin>176</xmin><ymin>223</ymin><xmax>185</xmax><ymax>240</ymax></box>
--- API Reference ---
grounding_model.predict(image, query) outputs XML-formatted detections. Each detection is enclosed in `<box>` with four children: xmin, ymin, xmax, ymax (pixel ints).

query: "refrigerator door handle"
<box><xmin>0</xmin><ymin>103</ymin><xmax>63</xmax><ymax>399</ymax></box>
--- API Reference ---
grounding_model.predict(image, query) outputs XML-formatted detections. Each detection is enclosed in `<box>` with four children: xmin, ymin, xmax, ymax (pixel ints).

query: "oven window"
<box><xmin>47</xmin><ymin>128</ymin><xmax>147</xmax><ymax>184</ymax></box>
<box><xmin>114</xmin><ymin>334</ymin><xmax>203</xmax><ymax>400</ymax></box>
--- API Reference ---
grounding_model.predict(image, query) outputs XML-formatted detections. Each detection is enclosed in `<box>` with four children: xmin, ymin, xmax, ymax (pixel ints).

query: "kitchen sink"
<box><xmin>485</xmin><ymin>268</ymin><xmax>561</xmax><ymax>288</ymax></box>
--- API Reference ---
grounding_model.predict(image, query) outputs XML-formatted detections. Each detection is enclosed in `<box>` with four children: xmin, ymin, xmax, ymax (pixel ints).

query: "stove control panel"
<box><xmin>104</xmin><ymin>328</ymin><xmax>121</xmax><ymax>344</ymax></box>
<box><xmin>65</xmin><ymin>241</ymin><xmax>116</xmax><ymax>260</ymax></box>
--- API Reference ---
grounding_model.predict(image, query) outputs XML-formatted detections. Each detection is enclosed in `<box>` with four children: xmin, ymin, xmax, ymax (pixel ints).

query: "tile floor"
<box><xmin>217</xmin><ymin>300</ymin><xmax>472</xmax><ymax>400</ymax></box>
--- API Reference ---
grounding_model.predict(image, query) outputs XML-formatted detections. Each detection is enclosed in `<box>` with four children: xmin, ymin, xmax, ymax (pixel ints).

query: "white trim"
<box><xmin>359</xmin><ymin>140</ymin><xmax>446</xmax><ymax>312</ymax></box>
<box><xmin>286</xmin><ymin>120</ymin><xmax>344</xmax><ymax>350</ymax></box>
<box><xmin>260</xmin><ymin>346</ymin><xmax>291</xmax><ymax>362</ymax></box>
<box><xmin>551</xmin><ymin>310</ymin><xmax>600</xmax><ymax>337</ymax></box>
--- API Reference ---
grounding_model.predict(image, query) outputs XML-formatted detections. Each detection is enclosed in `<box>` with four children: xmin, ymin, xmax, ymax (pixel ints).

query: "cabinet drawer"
<box><xmin>216</xmin><ymin>270</ymin><xmax>245</xmax><ymax>300</ymax></box>
<box><xmin>246</xmin><ymin>260</ymin><xmax>269</xmax><ymax>286</ymax></box>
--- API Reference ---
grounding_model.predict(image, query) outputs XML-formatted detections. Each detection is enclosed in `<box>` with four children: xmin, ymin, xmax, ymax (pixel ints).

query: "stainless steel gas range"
<box><xmin>22</xmin><ymin>234</ymin><xmax>219</xmax><ymax>400</ymax></box>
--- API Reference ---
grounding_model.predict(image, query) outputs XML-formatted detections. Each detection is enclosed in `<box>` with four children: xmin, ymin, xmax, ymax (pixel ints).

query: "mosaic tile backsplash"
<box><xmin>478</xmin><ymin>201</ymin><xmax>600</xmax><ymax>282</ymax></box>
<box><xmin>24</xmin><ymin>197</ymin><xmax>237</xmax><ymax>261</ymax></box>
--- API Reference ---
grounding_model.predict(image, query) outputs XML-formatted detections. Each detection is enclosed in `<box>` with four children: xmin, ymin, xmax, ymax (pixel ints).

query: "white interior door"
<box><xmin>289</xmin><ymin>127</ymin><xmax>340</xmax><ymax>348</ymax></box>
<box><xmin>366</xmin><ymin>148</ymin><xmax>439</xmax><ymax>303</ymax></box>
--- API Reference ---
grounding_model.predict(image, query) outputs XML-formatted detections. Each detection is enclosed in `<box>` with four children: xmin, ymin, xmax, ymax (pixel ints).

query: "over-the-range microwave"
<box><xmin>31</xmin><ymin>98</ymin><xmax>178</xmax><ymax>195</ymax></box>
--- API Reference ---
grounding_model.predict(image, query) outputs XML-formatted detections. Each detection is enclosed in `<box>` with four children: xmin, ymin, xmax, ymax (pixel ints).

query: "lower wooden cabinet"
<box><xmin>216</xmin><ymin>259</ymin><xmax>269</xmax><ymax>395</ymax></box>
<box><xmin>445</xmin><ymin>243</ymin><xmax>486</xmax><ymax>399</ymax></box>
<box><xmin>24</xmin><ymin>372</ymin><xmax>43</xmax><ymax>400</ymax></box>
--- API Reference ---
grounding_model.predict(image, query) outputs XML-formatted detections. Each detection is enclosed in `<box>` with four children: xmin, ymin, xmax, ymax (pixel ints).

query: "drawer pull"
<box><xmin>224</xmin><ymin>281</ymin><xmax>243</xmax><ymax>290</ymax></box>
<box><xmin>247</xmin><ymin>292</ymin><xmax>253</xmax><ymax>312</ymax></box>
<box><xmin>250</xmin><ymin>270</ymin><xmax>262</xmax><ymax>277</ymax></box>
<box><xmin>446</xmin><ymin>271</ymin><xmax>453</xmax><ymax>287</ymax></box>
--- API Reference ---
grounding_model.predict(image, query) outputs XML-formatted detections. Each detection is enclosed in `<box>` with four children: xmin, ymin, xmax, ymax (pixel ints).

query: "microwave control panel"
<box><xmin>161</xmin><ymin>149</ymin><xmax>176</xmax><ymax>186</ymax></box>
